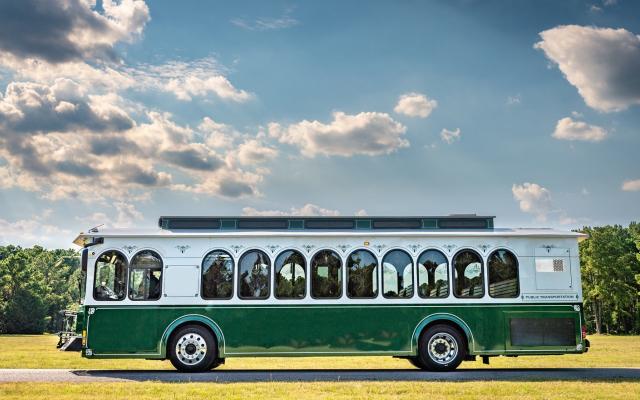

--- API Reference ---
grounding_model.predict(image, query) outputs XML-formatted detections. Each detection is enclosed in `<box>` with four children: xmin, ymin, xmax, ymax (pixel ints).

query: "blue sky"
<box><xmin>0</xmin><ymin>0</ymin><xmax>638</xmax><ymax>248</ymax></box>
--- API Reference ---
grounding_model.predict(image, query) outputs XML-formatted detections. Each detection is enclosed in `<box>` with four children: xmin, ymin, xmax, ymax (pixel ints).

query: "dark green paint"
<box><xmin>83</xmin><ymin>304</ymin><xmax>585</xmax><ymax>359</ymax></box>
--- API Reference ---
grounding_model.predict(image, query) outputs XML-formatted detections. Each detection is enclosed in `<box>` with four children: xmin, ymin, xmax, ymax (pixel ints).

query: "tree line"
<box><xmin>0</xmin><ymin>222</ymin><xmax>639</xmax><ymax>334</ymax></box>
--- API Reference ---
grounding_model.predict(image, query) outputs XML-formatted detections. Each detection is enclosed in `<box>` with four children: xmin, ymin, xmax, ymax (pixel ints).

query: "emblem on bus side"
<box><xmin>123</xmin><ymin>245</ymin><xmax>137</xmax><ymax>254</ymax></box>
<box><xmin>443</xmin><ymin>244</ymin><xmax>456</xmax><ymax>253</ymax></box>
<box><xmin>175</xmin><ymin>245</ymin><xmax>190</xmax><ymax>254</ymax></box>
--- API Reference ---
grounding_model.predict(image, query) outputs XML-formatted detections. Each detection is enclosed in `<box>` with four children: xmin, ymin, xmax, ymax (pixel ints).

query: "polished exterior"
<box><xmin>83</xmin><ymin>303</ymin><xmax>585</xmax><ymax>359</ymax></box>
<box><xmin>77</xmin><ymin>226</ymin><xmax>587</xmax><ymax>361</ymax></box>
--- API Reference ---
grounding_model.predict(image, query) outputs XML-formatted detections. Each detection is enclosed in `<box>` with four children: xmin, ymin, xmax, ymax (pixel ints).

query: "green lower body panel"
<box><xmin>83</xmin><ymin>304</ymin><xmax>585</xmax><ymax>359</ymax></box>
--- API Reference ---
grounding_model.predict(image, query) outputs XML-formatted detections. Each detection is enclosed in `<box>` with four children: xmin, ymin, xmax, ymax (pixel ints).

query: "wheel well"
<box><xmin>166</xmin><ymin>321</ymin><xmax>219</xmax><ymax>355</ymax></box>
<box><xmin>419</xmin><ymin>319</ymin><xmax>470</xmax><ymax>353</ymax></box>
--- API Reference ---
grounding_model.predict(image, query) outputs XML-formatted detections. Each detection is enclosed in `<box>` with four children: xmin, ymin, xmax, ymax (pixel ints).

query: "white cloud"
<box><xmin>236</xmin><ymin>139</ymin><xmax>278</xmax><ymax>165</ymax></box>
<box><xmin>535</xmin><ymin>25</ymin><xmax>640</xmax><ymax>112</ymax></box>
<box><xmin>355</xmin><ymin>209</ymin><xmax>368</xmax><ymax>217</ymax></box>
<box><xmin>231</xmin><ymin>9</ymin><xmax>299</xmax><ymax>31</ymax></box>
<box><xmin>113</xmin><ymin>201</ymin><xmax>144</xmax><ymax>228</ymax></box>
<box><xmin>0</xmin><ymin>212</ymin><xmax>72</xmax><ymax>248</ymax></box>
<box><xmin>622</xmin><ymin>179</ymin><xmax>640</xmax><ymax>191</ymax></box>
<box><xmin>512</xmin><ymin>182</ymin><xmax>553</xmax><ymax>222</ymax></box>
<box><xmin>0</xmin><ymin>0</ymin><xmax>150</xmax><ymax>64</ymax></box>
<box><xmin>271</xmin><ymin>111</ymin><xmax>408</xmax><ymax>157</ymax></box>
<box><xmin>394</xmin><ymin>92</ymin><xmax>437</xmax><ymax>118</ymax></box>
<box><xmin>506</xmin><ymin>95</ymin><xmax>521</xmax><ymax>105</ymax></box>
<box><xmin>242</xmin><ymin>203</ymin><xmax>341</xmax><ymax>217</ymax></box>
<box><xmin>440</xmin><ymin>128</ymin><xmax>461</xmax><ymax>144</ymax></box>
<box><xmin>552</xmin><ymin>117</ymin><xmax>608</xmax><ymax>142</ymax></box>
<box><xmin>127</xmin><ymin>58</ymin><xmax>253</xmax><ymax>102</ymax></box>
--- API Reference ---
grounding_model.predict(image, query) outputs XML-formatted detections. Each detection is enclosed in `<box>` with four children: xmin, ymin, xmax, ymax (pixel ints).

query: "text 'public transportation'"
<box><xmin>70</xmin><ymin>215</ymin><xmax>589</xmax><ymax>372</ymax></box>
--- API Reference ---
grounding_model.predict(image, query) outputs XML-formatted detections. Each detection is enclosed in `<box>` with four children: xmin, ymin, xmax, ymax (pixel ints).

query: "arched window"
<box><xmin>347</xmin><ymin>249</ymin><xmax>378</xmax><ymax>298</ymax></box>
<box><xmin>311</xmin><ymin>250</ymin><xmax>342</xmax><ymax>299</ymax></box>
<box><xmin>238</xmin><ymin>250</ymin><xmax>270</xmax><ymax>299</ymax></box>
<box><xmin>382</xmin><ymin>250</ymin><xmax>413</xmax><ymax>298</ymax></box>
<box><xmin>94</xmin><ymin>250</ymin><xmax>127</xmax><ymax>301</ymax></box>
<box><xmin>201</xmin><ymin>250</ymin><xmax>234</xmax><ymax>299</ymax></box>
<box><xmin>453</xmin><ymin>249</ymin><xmax>484</xmax><ymax>298</ymax></box>
<box><xmin>129</xmin><ymin>250</ymin><xmax>163</xmax><ymax>301</ymax></box>
<box><xmin>417</xmin><ymin>249</ymin><xmax>449</xmax><ymax>298</ymax></box>
<box><xmin>488</xmin><ymin>249</ymin><xmax>519</xmax><ymax>298</ymax></box>
<box><xmin>275</xmin><ymin>250</ymin><xmax>306</xmax><ymax>299</ymax></box>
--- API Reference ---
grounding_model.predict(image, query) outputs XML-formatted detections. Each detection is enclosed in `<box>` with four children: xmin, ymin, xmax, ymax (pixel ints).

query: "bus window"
<box><xmin>417</xmin><ymin>249</ymin><xmax>449</xmax><ymax>298</ymax></box>
<box><xmin>128</xmin><ymin>250</ymin><xmax>163</xmax><ymax>301</ymax></box>
<box><xmin>311</xmin><ymin>250</ymin><xmax>342</xmax><ymax>299</ymax></box>
<box><xmin>94</xmin><ymin>250</ymin><xmax>127</xmax><ymax>301</ymax></box>
<box><xmin>201</xmin><ymin>250</ymin><xmax>234</xmax><ymax>299</ymax></box>
<box><xmin>488</xmin><ymin>249</ymin><xmax>519</xmax><ymax>298</ymax></box>
<box><xmin>238</xmin><ymin>250</ymin><xmax>270</xmax><ymax>299</ymax></box>
<box><xmin>275</xmin><ymin>250</ymin><xmax>306</xmax><ymax>299</ymax></box>
<box><xmin>453</xmin><ymin>250</ymin><xmax>484</xmax><ymax>298</ymax></box>
<box><xmin>382</xmin><ymin>250</ymin><xmax>413</xmax><ymax>298</ymax></box>
<box><xmin>347</xmin><ymin>249</ymin><xmax>378</xmax><ymax>298</ymax></box>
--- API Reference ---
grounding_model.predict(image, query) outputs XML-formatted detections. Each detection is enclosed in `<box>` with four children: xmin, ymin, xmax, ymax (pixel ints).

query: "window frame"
<box><xmin>200</xmin><ymin>249</ymin><xmax>235</xmax><ymax>300</ymax></box>
<box><xmin>273</xmin><ymin>249</ymin><xmax>307</xmax><ymax>300</ymax></box>
<box><xmin>346</xmin><ymin>248</ymin><xmax>379</xmax><ymax>299</ymax></box>
<box><xmin>416</xmin><ymin>248</ymin><xmax>450</xmax><ymax>299</ymax></box>
<box><xmin>93</xmin><ymin>249</ymin><xmax>128</xmax><ymax>302</ymax></box>
<box><xmin>487</xmin><ymin>248</ymin><xmax>520</xmax><ymax>298</ymax></box>
<box><xmin>310</xmin><ymin>249</ymin><xmax>344</xmax><ymax>300</ymax></box>
<box><xmin>237</xmin><ymin>249</ymin><xmax>272</xmax><ymax>300</ymax></box>
<box><xmin>381</xmin><ymin>248</ymin><xmax>414</xmax><ymax>299</ymax></box>
<box><xmin>128</xmin><ymin>249</ymin><xmax>164</xmax><ymax>302</ymax></box>
<box><xmin>452</xmin><ymin>248</ymin><xmax>485</xmax><ymax>299</ymax></box>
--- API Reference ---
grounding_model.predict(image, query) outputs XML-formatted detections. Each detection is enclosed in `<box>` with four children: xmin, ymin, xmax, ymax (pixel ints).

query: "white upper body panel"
<box><xmin>80</xmin><ymin>227</ymin><xmax>585</xmax><ymax>307</ymax></box>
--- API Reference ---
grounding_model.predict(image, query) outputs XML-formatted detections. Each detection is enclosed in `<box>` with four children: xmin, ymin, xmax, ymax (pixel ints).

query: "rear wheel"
<box><xmin>417</xmin><ymin>324</ymin><xmax>466</xmax><ymax>371</ymax></box>
<box><xmin>168</xmin><ymin>325</ymin><xmax>218</xmax><ymax>372</ymax></box>
<box><xmin>407</xmin><ymin>357</ymin><xmax>425</xmax><ymax>369</ymax></box>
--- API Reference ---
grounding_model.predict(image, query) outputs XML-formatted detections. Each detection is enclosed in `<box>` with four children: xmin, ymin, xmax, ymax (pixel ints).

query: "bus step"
<box><xmin>60</xmin><ymin>336</ymin><xmax>82</xmax><ymax>352</ymax></box>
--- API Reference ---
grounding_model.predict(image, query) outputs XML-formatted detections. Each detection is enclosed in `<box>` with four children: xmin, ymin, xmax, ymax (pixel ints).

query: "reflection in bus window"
<box><xmin>202</xmin><ymin>250</ymin><xmax>234</xmax><ymax>299</ymax></box>
<box><xmin>347</xmin><ymin>249</ymin><xmax>378</xmax><ymax>298</ymax></box>
<box><xmin>129</xmin><ymin>250</ymin><xmax>163</xmax><ymax>301</ymax></box>
<box><xmin>239</xmin><ymin>250</ymin><xmax>270</xmax><ymax>299</ymax></box>
<box><xmin>417</xmin><ymin>250</ymin><xmax>449</xmax><ymax>298</ymax></box>
<box><xmin>453</xmin><ymin>250</ymin><xmax>484</xmax><ymax>298</ymax></box>
<box><xmin>382</xmin><ymin>250</ymin><xmax>413</xmax><ymax>298</ymax></box>
<box><xmin>488</xmin><ymin>249</ymin><xmax>519</xmax><ymax>298</ymax></box>
<box><xmin>275</xmin><ymin>250</ymin><xmax>306</xmax><ymax>299</ymax></box>
<box><xmin>311</xmin><ymin>250</ymin><xmax>342</xmax><ymax>298</ymax></box>
<box><xmin>94</xmin><ymin>250</ymin><xmax>127</xmax><ymax>301</ymax></box>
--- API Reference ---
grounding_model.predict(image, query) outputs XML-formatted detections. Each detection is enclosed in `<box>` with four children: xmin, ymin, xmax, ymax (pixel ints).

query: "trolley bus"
<box><xmin>72</xmin><ymin>215</ymin><xmax>589</xmax><ymax>372</ymax></box>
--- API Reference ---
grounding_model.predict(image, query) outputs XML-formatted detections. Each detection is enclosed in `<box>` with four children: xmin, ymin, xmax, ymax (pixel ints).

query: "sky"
<box><xmin>0</xmin><ymin>0</ymin><xmax>638</xmax><ymax>248</ymax></box>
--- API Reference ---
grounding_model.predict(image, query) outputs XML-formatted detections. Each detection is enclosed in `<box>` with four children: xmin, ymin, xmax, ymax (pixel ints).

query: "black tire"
<box><xmin>407</xmin><ymin>357</ymin><xmax>425</xmax><ymax>369</ymax></box>
<box><xmin>168</xmin><ymin>325</ymin><xmax>218</xmax><ymax>372</ymax></box>
<box><xmin>417</xmin><ymin>324</ymin><xmax>466</xmax><ymax>372</ymax></box>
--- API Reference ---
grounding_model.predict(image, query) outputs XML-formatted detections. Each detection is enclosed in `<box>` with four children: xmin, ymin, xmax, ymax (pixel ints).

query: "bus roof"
<box><xmin>158</xmin><ymin>215</ymin><xmax>497</xmax><ymax>230</ymax></box>
<box><xmin>73</xmin><ymin>221</ymin><xmax>586</xmax><ymax>247</ymax></box>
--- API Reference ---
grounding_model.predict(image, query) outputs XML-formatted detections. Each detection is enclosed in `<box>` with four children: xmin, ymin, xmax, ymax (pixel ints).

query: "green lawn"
<box><xmin>0</xmin><ymin>334</ymin><xmax>638</xmax><ymax>399</ymax></box>
<box><xmin>0</xmin><ymin>334</ymin><xmax>637</xmax><ymax>370</ymax></box>
<box><xmin>0</xmin><ymin>381</ymin><xmax>638</xmax><ymax>400</ymax></box>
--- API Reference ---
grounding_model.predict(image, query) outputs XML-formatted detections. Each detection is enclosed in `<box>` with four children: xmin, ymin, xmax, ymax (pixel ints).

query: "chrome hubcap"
<box><xmin>176</xmin><ymin>333</ymin><xmax>207</xmax><ymax>365</ymax></box>
<box><xmin>427</xmin><ymin>332</ymin><xmax>458</xmax><ymax>365</ymax></box>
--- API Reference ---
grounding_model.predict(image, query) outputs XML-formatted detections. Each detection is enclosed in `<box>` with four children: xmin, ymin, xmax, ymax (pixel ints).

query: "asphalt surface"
<box><xmin>0</xmin><ymin>368</ymin><xmax>638</xmax><ymax>383</ymax></box>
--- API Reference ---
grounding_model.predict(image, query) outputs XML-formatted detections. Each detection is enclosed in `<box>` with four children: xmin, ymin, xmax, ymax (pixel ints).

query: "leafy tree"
<box><xmin>579</xmin><ymin>223</ymin><xmax>640</xmax><ymax>334</ymax></box>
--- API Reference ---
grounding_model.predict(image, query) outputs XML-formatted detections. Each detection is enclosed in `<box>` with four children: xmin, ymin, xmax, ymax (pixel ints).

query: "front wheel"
<box><xmin>168</xmin><ymin>325</ymin><xmax>218</xmax><ymax>372</ymax></box>
<box><xmin>417</xmin><ymin>324</ymin><xmax>466</xmax><ymax>371</ymax></box>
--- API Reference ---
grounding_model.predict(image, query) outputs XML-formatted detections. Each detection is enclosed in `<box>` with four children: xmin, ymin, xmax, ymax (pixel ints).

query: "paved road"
<box><xmin>0</xmin><ymin>368</ymin><xmax>638</xmax><ymax>383</ymax></box>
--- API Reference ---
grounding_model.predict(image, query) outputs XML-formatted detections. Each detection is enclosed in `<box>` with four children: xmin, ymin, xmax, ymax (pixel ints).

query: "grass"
<box><xmin>0</xmin><ymin>381</ymin><xmax>638</xmax><ymax>400</ymax></box>
<box><xmin>0</xmin><ymin>335</ymin><xmax>638</xmax><ymax>399</ymax></box>
<box><xmin>0</xmin><ymin>334</ymin><xmax>638</xmax><ymax>370</ymax></box>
